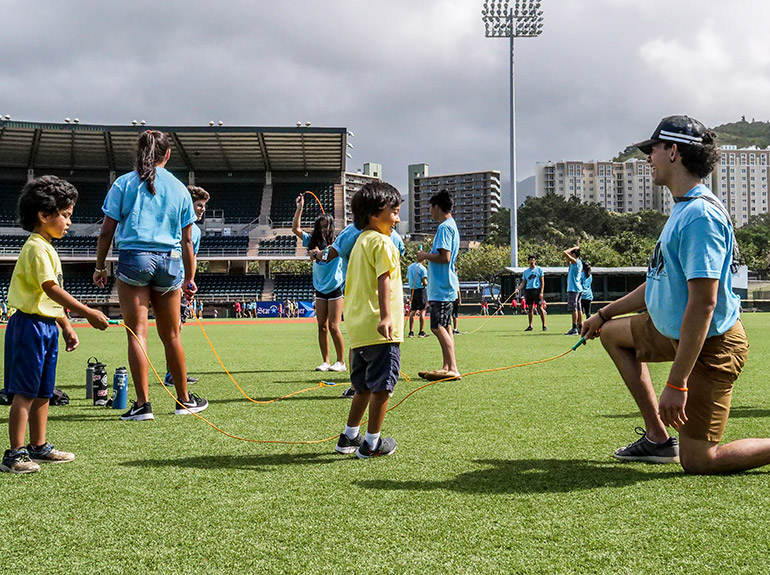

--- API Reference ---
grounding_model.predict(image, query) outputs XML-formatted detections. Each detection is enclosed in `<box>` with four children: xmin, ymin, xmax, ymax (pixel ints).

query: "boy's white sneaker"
<box><xmin>328</xmin><ymin>362</ymin><xmax>347</xmax><ymax>372</ymax></box>
<box><xmin>315</xmin><ymin>362</ymin><xmax>331</xmax><ymax>372</ymax></box>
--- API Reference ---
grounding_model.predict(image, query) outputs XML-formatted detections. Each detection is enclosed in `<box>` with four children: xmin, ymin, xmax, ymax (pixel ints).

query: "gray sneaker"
<box><xmin>1</xmin><ymin>448</ymin><xmax>40</xmax><ymax>474</ymax></box>
<box><xmin>613</xmin><ymin>427</ymin><xmax>680</xmax><ymax>464</ymax></box>
<box><xmin>27</xmin><ymin>442</ymin><xmax>74</xmax><ymax>464</ymax></box>
<box><xmin>356</xmin><ymin>437</ymin><xmax>397</xmax><ymax>459</ymax></box>
<box><xmin>335</xmin><ymin>433</ymin><xmax>364</xmax><ymax>454</ymax></box>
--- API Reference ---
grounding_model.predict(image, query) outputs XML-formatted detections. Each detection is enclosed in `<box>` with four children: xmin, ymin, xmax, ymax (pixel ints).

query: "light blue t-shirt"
<box><xmin>102</xmin><ymin>168</ymin><xmax>196</xmax><ymax>252</ymax></box>
<box><xmin>522</xmin><ymin>266</ymin><xmax>543</xmax><ymax>290</ymax></box>
<box><xmin>645</xmin><ymin>184</ymin><xmax>740</xmax><ymax>340</ymax></box>
<box><xmin>567</xmin><ymin>258</ymin><xmax>583</xmax><ymax>293</ymax></box>
<box><xmin>406</xmin><ymin>262</ymin><xmax>428</xmax><ymax>290</ymax></box>
<box><xmin>302</xmin><ymin>232</ymin><xmax>344</xmax><ymax>293</ymax></box>
<box><xmin>331</xmin><ymin>224</ymin><xmax>404</xmax><ymax>277</ymax></box>
<box><xmin>192</xmin><ymin>223</ymin><xmax>202</xmax><ymax>255</ymax></box>
<box><xmin>427</xmin><ymin>217</ymin><xmax>460</xmax><ymax>302</ymax></box>
<box><xmin>581</xmin><ymin>273</ymin><xmax>593</xmax><ymax>301</ymax></box>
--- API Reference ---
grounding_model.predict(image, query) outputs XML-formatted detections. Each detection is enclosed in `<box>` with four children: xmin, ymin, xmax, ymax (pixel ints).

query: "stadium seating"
<box><xmin>196</xmin><ymin>180</ymin><xmax>263</xmax><ymax>224</ymax></box>
<box><xmin>270</xmin><ymin>182</ymin><xmax>335</xmax><ymax>227</ymax></box>
<box><xmin>257</xmin><ymin>235</ymin><xmax>297</xmax><ymax>255</ymax></box>
<box><xmin>194</xmin><ymin>273</ymin><xmax>264</xmax><ymax>300</ymax></box>
<box><xmin>63</xmin><ymin>273</ymin><xmax>115</xmax><ymax>302</ymax></box>
<box><xmin>273</xmin><ymin>274</ymin><xmax>314</xmax><ymax>300</ymax></box>
<box><xmin>0</xmin><ymin>179</ymin><xmax>26</xmax><ymax>224</ymax></box>
<box><xmin>0</xmin><ymin>235</ymin><xmax>99</xmax><ymax>256</ymax></box>
<box><xmin>198</xmin><ymin>235</ymin><xmax>249</xmax><ymax>256</ymax></box>
<box><xmin>67</xmin><ymin>179</ymin><xmax>111</xmax><ymax>223</ymax></box>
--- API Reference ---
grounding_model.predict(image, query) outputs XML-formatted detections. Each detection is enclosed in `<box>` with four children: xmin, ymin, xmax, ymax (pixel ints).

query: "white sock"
<box><xmin>344</xmin><ymin>426</ymin><xmax>359</xmax><ymax>440</ymax></box>
<box><xmin>365</xmin><ymin>432</ymin><xmax>380</xmax><ymax>449</ymax></box>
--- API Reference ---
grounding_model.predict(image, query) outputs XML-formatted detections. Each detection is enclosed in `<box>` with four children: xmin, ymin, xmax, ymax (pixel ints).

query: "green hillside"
<box><xmin>614</xmin><ymin>117</ymin><xmax>770</xmax><ymax>162</ymax></box>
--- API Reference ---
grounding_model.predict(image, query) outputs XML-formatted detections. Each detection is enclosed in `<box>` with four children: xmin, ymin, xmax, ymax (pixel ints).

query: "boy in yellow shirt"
<box><xmin>334</xmin><ymin>182</ymin><xmax>403</xmax><ymax>458</ymax></box>
<box><xmin>1</xmin><ymin>176</ymin><xmax>110</xmax><ymax>474</ymax></box>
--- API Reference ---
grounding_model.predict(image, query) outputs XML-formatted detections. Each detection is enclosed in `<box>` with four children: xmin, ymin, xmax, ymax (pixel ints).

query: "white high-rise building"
<box><xmin>535</xmin><ymin>146</ymin><xmax>770</xmax><ymax>225</ymax></box>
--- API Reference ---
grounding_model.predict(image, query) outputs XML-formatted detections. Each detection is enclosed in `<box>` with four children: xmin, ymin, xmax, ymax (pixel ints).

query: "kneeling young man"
<box><xmin>582</xmin><ymin>115</ymin><xmax>770</xmax><ymax>474</ymax></box>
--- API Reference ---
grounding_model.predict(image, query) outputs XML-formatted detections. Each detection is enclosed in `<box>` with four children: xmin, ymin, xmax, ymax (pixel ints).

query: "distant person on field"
<box><xmin>406</xmin><ymin>260</ymin><xmax>428</xmax><ymax>338</ymax></box>
<box><xmin>563</xmin><ymin>246</ymin><xmax>583</xmax><ymax>335</ymax></box>
<box><xmin>164</xmin><ymin>184</ymin><xmax>209</xmax><ymax>387</ymax></box>
<box><xmin>416</xmin><ymin>190</ymin><xmax>460</xmax><ymax>381</ymax></box>
<box><xmin>2</xmin><ymin>176</ymin><xmax>109</xmax><ymax>474</ymax></box>
<box><xmin>580</xmin><ymin>261</ymin><xmax>593</xmax><ymax>320</ymax></box>
<box><xmin>292</xmin><ymin>193</ymin><xmax>346</xmax><ymax>373</ymax></box>
<box><xmin>514</xmin><ymin>253</ymin><xmax>547</xmax><ymax>331</ymax></box>
<box><xmin>582</xmin><ymin>114</ymin><xmax>770</xmax><ymax>474</ymax></box>
<box><xmin>94</xmin><ymin>130</ymin><xmax>208</xmax><ymax>421</ymax></box>
<box><xmin>334</xmin><ymin>182</ymin><xmax>403</xmax><ymax>458</ymax></box>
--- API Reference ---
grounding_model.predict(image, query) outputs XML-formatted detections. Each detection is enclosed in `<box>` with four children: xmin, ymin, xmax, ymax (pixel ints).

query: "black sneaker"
<box><xmin>453</xmin><ymin>329</ymin><xmax>461</xmax><ymax>335</ymax></box>
<box><xmin>542</xmin><ymin>326</ymin><xmax>548</xmax><ymax>331</ymax></box>
<box><xmin>356</xmin><ymin>437</ymin><xmax>397</xmax><ymax>459</ymax></box>
<box><xmin>408</xmin><ymin>331</ymin><xmax>415</xmax><ymax>338</ymax></box>
<box><xmin>335</xmin><ymin>433</ymin><xmax>364</xmax><ymax>454</ymax></box>
<box><xmin>121</xmin><ymin>401</ymin><xmax>155</xmax><ymax>421</ymax></box>
<box><xmin>613</xmin><ymin>427</ymin><xmax>680</xmax><ymax>464</ymax></box>
<box><xmin>174</xmin><ymin>392</ymin><xmax>209</xmax><ymax>415</ymax></box>
<box><xmin>0</xmin><ymin>448</ymin><xmax>40</xmax><ymax>474</ymax></box>
<box><xmin>565</xmin><ymin>328</ymin><xmax>579</xmax><ymax>335</ymax></box>
<box><xmin>418</xmin><ymin>331</ymin><xmax>429</xmax><ymax>338</ymax></box>
<box><xmin>524</xmin><ymin>326</ymin><xmax>533</xmax><ymax>332</ymax></box>
<box><xmin>341</xmin><ymin>387</ymin><xmax>355</xmax><ymax>398</ymax></box>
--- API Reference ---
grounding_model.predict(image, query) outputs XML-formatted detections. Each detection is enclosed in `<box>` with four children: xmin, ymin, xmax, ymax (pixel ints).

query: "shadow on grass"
<box><xmin>0</xmin><ymin>411</ymin><xmax>121</xmax><ymax>424</ymax></box>
<box><xmin>355</xmin><ymin>458</ymin><xmax>679</xmax><ymax>494</ymax></box>
<box><xmin>603</xmin><ymin>406</ymin><xmax>770</xmax><ymax>420</ymax></box>
<box><xmin>120</xmin><ymin>452</ymin><xmax>341</xmax><ymax>471</ymax></box>
<box><xmin>189</xmin><ymin>369</ymin><xmax>308</xmax><ymax>375</ymax></box>
<box><xmin>207</xmin><ymin>394</ymin><xmax>345</xmax><ymax>405</ymax></box>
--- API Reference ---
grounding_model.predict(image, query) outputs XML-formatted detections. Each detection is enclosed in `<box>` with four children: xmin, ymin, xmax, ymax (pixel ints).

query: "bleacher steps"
<box><xmin>261</xmin><ymin>277</ymin><xmax>275</xmax><ymax>302</ymax></box>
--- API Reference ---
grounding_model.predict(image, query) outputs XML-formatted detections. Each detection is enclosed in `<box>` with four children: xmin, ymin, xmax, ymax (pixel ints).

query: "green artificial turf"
<box><xmin>2</xmin><ymin>313</ymin><xmax>770</xmax><ymax>574</ymax></box>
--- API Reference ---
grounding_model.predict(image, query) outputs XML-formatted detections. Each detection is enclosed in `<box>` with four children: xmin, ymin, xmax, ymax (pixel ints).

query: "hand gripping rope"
<box><xmin>110</xmin><ymin>318</ymin><xmax>587</xmax><ymax>445</ymax></box>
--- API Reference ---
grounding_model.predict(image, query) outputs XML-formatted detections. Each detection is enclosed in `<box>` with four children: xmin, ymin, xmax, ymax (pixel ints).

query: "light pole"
<box><xmin>482</xmin><ymin>0</ymin><xmax>544</xmax><ymax>267</ymax></box>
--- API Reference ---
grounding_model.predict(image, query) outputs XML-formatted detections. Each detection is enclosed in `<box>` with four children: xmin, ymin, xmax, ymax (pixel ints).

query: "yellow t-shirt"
<box><xmin>343</xmin><ymin>229</ymin><xmax>404</xmax><ymax>349</ymax></box>
<box><xmin>8</xmin><ymin>233</ymin><xmax>65</xmax><ymax>318</ymax></box>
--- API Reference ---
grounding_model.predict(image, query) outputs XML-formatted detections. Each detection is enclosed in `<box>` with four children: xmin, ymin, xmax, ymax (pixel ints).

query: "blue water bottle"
<box><xmin>112</xmin><ymin>367</ymin><xmax>128</xmax><ymax>410</ymax></box>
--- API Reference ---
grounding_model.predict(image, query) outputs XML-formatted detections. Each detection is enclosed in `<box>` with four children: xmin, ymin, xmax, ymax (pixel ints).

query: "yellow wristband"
<box><xmin>666</xmin><ymin>381</ymin><xmax>688</xmax><ymax>392</ymax></box>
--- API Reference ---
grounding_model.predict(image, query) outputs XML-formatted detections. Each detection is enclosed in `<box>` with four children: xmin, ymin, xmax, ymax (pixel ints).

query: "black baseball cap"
<box><xmin>634</xmin><ymin>115</ymin><xmax>708</xmax><ymax>155</ymax></box>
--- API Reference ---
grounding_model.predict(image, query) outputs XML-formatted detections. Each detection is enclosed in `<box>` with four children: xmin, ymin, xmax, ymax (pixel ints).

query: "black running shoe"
<box><xmin>174</xmin><ymin>392</ymin><xmax>209</xmax><ymax>415</ymax></box>
<box><xmin>356</xmin><ymin>437</ymin><xmax>397</xmax><ymax>459</ymax></box>
<box><xmin>408</xmin><ymin>331</ymin><xmax>415</xmax><ymax>338</ymax></box>
<box><xmin>186</xmin><ymin>375</ymin><xmax>198</xmax><ymax>384</ymax></box>
<box><xmin>524</xmin><ymin>326</ymin><xmax>533</xmax><ymax>331</ymax></box>
<box><xmin>613</xmin><ymin>427</ymin><xmax>680</xmax><ymax>464</ymax></box>
<box><xmin>120</xmin><ymin>401</ymin><xmax>155</xmax><ymax>421</ymax></box>
<box><xmin>335</xmin><ymin>433</ymin><xmax>364</xmax><ymax>454</ymax></box>
<box><xmin>418</xmin><ymin>331</ymin><xmax>429</xmax><ymax>338</ymax></box>
<box><xmin>565</xmin><ymin>328</ymin><xmax>579</xmax><ymax>335</ymax></box>
<box><xmin>341</xmin><ymin>387</ymin><xmax>355</xmax><ymax>398</ymax></box>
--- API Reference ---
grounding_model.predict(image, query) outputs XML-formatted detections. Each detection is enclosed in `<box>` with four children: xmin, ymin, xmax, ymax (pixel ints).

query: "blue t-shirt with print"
<box><xmin>102</xmin><ymin>168</ymin><xmax>196</xmax><ymax>252</ymax></box>
<box><xmin>581</xmin><ymin>273</ymin><xmax>593</xmax><ymax>301</ymax></box>
<box><xmin>192</xmin><ymin>223</ymin><xmax>202</xmax><ymax>255</ymax></box>
<box><xmin>522</xmin><ymin>266</ymin><xmax>543</xmax><ymax>290</ymax></box>
<box><xmin>406</xmin><ymin>262</ymin><xmax>428</xmax><ymax>290</ymax></box>
<box><xmin>645</xmin><ymin>184</ymin><xmax>740</xmax><ymax>339</ymax></box>
<box><xmin>567</xmin><ymin>258</ymin><xmax>583</xmax><ymax>293</ymax></box>
<box><xmin>427</xmin><ymin>217</ymin><xmax>460</xmax><ymax>302</ymax></box>
<box><xmin>302</xmin><ymin>232</ymin><xmax>344</xmax><ymax>293</ymax></box>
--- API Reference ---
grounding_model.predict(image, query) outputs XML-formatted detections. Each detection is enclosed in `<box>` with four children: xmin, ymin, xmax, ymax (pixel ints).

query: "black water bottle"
<box><xmin>92</xmin><ymin>361</ymin><xmax>108</xmax><ymax>406</ymax></box>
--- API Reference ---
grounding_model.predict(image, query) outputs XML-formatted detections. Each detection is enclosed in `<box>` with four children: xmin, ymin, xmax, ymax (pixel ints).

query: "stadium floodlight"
<box><xmin>73</xmin><ymin>118</ymin><xmax>80</xmax><ymax>124</ymax></box>
<box><xmin>296</xmin><ymin>121</ymin><xmax>302</xmax><ymax>127</ymax></box>
<box><xmin>140</xmin><ymin>120</ymin><xmax>146</xmax><ymax>126</ymax></box>
<box><xmin>347</xmin><ymin>142</ymin><xmax>354</xmax><ymax>149</ymax></box>
<box><xmin>3</xmin><ymin>115</ymin><xmax>10</xmax><ymax>120</ymax></box>
<box><xmin>64</xmin><ymin>118</ymin><xmax>71</xmax><ymax>123</ymax></box>
<box><xmin>305</xmin><ymin>122</ymin><xmax>311</xmax><ymax>127</ymax></box>
<box><xmin>132</xmin><ymin>120</ymin><xmax>138</xmax><ymax>125</ymax></box>
<box><xmin>209</xmin><ymin>121</ymin><xmax>215</xmax><ymax>126</ymax></box>
<box><xmin>346</xmin><ymin>152</ymin><xmax>353</xmax><ymax>159</ymax></box>
<box><xmin>482</xmin><ymin>0</ymin><xmax>544</xmax><ymax>267</ymax></box>
<box><xmin>218</xmin><ymin>121</ymin><xmax>224</xmax><ymax>126</ymax></box>
<box><xmin>347</xmin><ymin>130</ymin><xmax>355</xmax><ymax>137</ymax></box>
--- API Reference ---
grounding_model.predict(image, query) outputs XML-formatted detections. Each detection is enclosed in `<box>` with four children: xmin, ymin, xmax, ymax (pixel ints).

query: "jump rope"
<box><xmin>106</xmin><ymin>191</ymin><xmax>586</xmax><ymax>445</ymax></box>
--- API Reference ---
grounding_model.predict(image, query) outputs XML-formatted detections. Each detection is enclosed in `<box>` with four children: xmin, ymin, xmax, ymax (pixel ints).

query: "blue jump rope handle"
<box><xmin>571</xmin><ymin>336</ymin><xmax>586</xmax><ymax>351</ymax></box>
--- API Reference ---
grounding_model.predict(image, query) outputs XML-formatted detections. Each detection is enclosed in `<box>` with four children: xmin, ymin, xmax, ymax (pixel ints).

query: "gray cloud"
<box><xmin>1</xmin><ymin>0</ymin><xmax>767</xmax><ymax>212</ymax></box>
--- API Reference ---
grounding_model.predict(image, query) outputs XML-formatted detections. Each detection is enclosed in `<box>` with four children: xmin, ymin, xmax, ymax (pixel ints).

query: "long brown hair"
<box><xmin>135</xmin><ymin>130</ymin><xmax>170</xmax><ymax>195</ymax></box>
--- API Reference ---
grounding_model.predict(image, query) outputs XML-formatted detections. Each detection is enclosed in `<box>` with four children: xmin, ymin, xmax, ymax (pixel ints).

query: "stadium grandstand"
<box><xmin>0</xmin><ymin>119</ymin><xmax>351</xmax><ymax>317</ymax></box>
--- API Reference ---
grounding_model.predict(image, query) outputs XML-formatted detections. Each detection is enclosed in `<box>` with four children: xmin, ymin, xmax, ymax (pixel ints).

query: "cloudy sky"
<box><xmin>2</xmin><ymin>0</ymin><xmax>768</xmax><ymax>208</ymax></box>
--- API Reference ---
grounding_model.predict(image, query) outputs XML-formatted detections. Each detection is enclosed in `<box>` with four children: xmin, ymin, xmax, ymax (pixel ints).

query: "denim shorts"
<box><xmin>117</xmin><ymin>250</ymin><xmax>183</xmax><ymax>292</ymax></box>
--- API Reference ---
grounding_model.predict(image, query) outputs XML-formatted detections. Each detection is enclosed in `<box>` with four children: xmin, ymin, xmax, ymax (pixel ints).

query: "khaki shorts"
<box><xmin>629</xmin><ymin>312</ymin><xmax>749</xmax><ymax>442</ymax></box>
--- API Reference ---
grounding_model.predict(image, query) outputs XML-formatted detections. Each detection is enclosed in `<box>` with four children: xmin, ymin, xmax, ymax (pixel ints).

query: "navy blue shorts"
<box><xmin>410</xmin><ymin>288</ymin><xmax>427</xmax><ymax>311</ymax></box>
<box><xmin>350</xmin><ymin>343</ymin><xmax>401</xmax><ymax>394</ymax></box>
<box><xmin>4</xmin><ymin>311</ymin><xmax>59</xmax><ymax>399</ymax></box>
<box><xmin>117</xmin><ymin>250</ymin><xmax>183</xmax><ymax>292</ymax></box>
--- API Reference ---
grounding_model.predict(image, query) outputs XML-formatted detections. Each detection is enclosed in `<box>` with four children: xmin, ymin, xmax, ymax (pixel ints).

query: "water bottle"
<box><xmin>85</xmin><ymin>357</ymin><xmax>98</xmax><ymax>399</ymax></box>
<box><xmin>92</xmin><ymin>361</ymin><xmax>108</xmax><ymax>406</ymax></box>
<box><xmin>112</xmin><ymin>367</ymin><xmax>129</xmax><ymax>410</ymax></box>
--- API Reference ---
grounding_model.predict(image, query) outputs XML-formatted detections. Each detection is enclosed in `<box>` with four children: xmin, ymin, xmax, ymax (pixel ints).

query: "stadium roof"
<box><xmin>0</xmin><ymin>120</ymin><xmax>348</xmax><ymax>173</ymax></box>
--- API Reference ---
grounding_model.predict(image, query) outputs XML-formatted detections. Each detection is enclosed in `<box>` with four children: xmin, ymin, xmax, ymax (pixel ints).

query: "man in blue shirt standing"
<box><xmin>514</xmin><ymin>254</ymin><xmax>547</xmax><ymax>331</ymax></box>
<box><xmin>417</xmin><ymin>191</ymin><xmax>460</xmax><ymax>381</ymax></box>
<box><xmin>582</xmin><ymin>115</ymin><xmax>770</xmax><ymax>475</ymax></box>
<box><xmin>406</xmin><ymin>260</ymin><xmax>428</xmax><ymax>338</ymax></box>
<box><xmin>563</xmin><ymin>246</ymin><xmax>583</xmax><ymax>335</ymax></box>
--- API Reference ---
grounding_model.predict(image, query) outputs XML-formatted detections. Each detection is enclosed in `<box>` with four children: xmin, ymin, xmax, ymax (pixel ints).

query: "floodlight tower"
<box><xmin>482</xmin><ymin>0</ymin><xmax>544</xmax><ymax>267</ymax></box>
